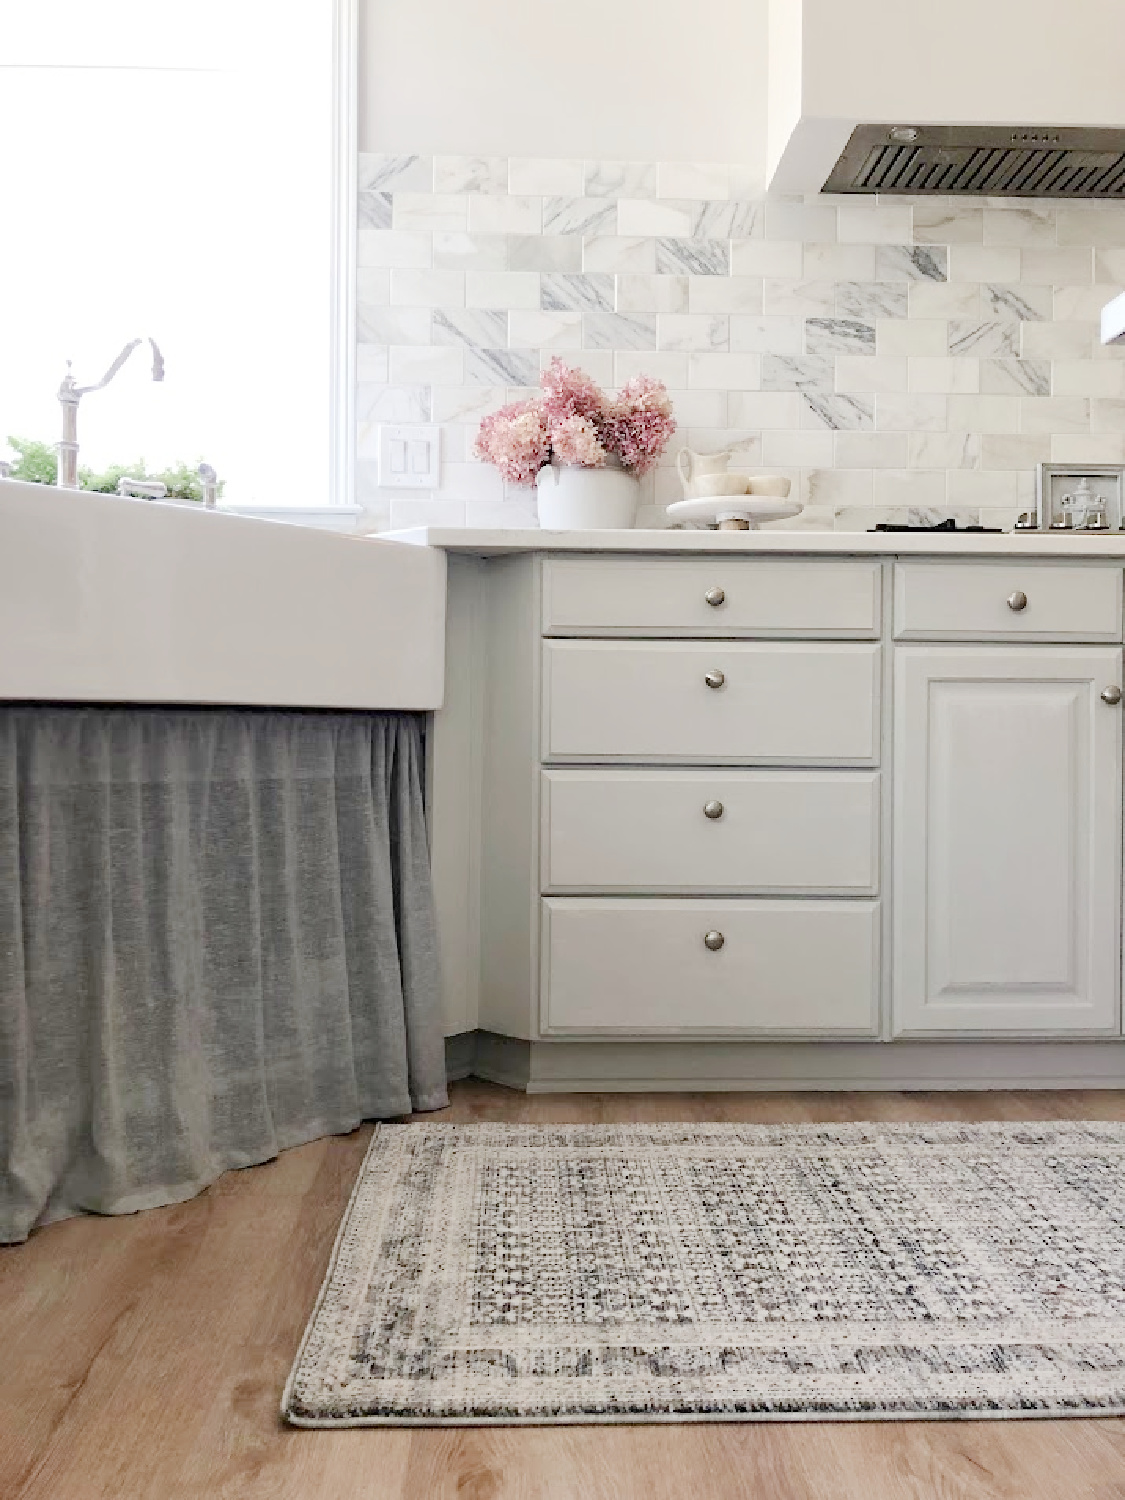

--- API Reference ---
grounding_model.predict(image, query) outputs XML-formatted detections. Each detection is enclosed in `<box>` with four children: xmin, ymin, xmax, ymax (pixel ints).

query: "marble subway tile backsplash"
<box><xmin>356</xmin><ymin>154</ymin><xmax>1125</xmax><ymax>531</ymax></box>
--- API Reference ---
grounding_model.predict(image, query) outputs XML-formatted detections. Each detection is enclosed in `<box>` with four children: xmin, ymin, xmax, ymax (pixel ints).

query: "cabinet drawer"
<box><xmin>541</xmin><ymin>770</ymin><xmax>880</xmax><ymax>894</ymax></box>
<box><xmin>542</xmin><ymin>557</ymin><xmax>882</xmax><ymax>637</ymax></box>
<box><xmin>895</xmin><ymin>563</ymin><xmax>1122</xmax><ymax>641</ymax></box>
<box><xmin>541</xmin><ymin>641</ymin><xmax>881</xmax><ymax>764</ymax></box>
<box><xmin>541</xmin><ymin>898</ymin><xmax>879</xmax><ymax>1034</ymax></box>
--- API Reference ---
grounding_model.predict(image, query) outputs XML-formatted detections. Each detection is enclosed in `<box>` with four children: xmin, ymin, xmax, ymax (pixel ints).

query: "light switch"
<box><xmin>378</xmin><ymin>425</ymin><xmax>441</xmax><ymax>489</ymax></box>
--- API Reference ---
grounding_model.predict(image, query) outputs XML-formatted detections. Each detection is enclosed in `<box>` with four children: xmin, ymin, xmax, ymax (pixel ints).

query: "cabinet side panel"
<box><xmin>479</xmin><ymin>556</ymin><xmax>542</xmax><ymax>1040</ymax></box>
<box><xmin>428</xmin><ymin>554</ymin><xmax>486</xmax><ymax>1036</ymax></box>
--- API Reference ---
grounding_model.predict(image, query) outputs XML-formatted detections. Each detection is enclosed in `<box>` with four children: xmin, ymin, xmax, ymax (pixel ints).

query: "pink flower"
<box><xmin>550</xmin><ymin>414</ymin><xmax>607</xmax><ymax>468</ymax></box>
<box><xmin>473</xmin><ymin>399</ymin><xmax>549</xmax><ymax>485</ymax></box>
<box><xmin>540</xmin><ymin>357</ymin><xmax>606</xmax><ymax>427</ymax></box>
<box><xmin>472</xmin><ymin>363</ymin><xmax>676</xmax><ymax>481</ymax></box>
<box><xmin>602</xmin><ymin>374</ymin><xmax>677</xmax><ymax>475</ymax></box>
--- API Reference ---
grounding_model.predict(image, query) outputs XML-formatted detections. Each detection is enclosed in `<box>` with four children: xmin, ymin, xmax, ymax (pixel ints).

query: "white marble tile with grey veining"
<box><xmin>463</xmin><ymin>347</ymin><xmax>540</xmax><ymax>386</ymax></box>
<box><xmin>433</xmin><ymin>156</ymin><xmax>508</xmax><ymax>193</ymax></box>
<box><xmin>912</xmin><ymin>204</ymin><xmax>984</xmax><ymax>244</ymax></box>
<box><xmin>392</xmin><ymin>193</ymin><xmax>469</xmax><ymax>232</ymax></box>
<box><xmin>541</xmin><ymin>272</ymin><xmax>615</xmax><ymax>312</ymax></box>
<box><xmin>542</xmin><ymin>197</ymin><xmax>617</xmax><ymax>235</ymax></box>
<box><xmin>729</xmin><ymin>315</ymin><xmax>803</xmax><ymax>354</ymax></box>
<box><xmin>468</xmin><ymin>196</ymin><xmax>542</xmax><ymax>234</ymax></box>
<box><xmin>803</xmin><ymin>243</ymin><xmax>876</xmax><ymax>281</ymax></box>
<box><xmin>876</xmin><ymin>319</ymin><xmax>948</xmax><ymax>356</ymax></box>
<box><xmin>875</xmin><ymin>244</ymin><xmax>949</xmax><ymax>281</ymax></box>
<box><xmin>691</xmin><ymin>201</ymin><xmax>762</xmax><ymax>238</ymax></box>
<box><xmin>983</xmin><ymin>204</ymin><xmax>1058</xmax><ymax>246</ymax></box>
<box><xmin>658</xmin><ymin>314</ymin><xmax>729</xmax><ymax>352</ymax></box>
<box><xmin>982</xmin><ymin>284</ymin><xmax>1053</xmax><ymax>322</ymax></box>
<box><xmin>433</xmin><ymin>233</ymin><xmax>508</xmax><ymax>270</ymax></box>
<box><xmin>762</xmin><ymin>280</ymin><xmax>835</xmax><ymax>317</ymax></box>
<box><xmin>835</xmin><ymin>282</ymin><xmax>909</xmax><ymax>321</ymax></box>
<box><xmin>980</xmin><ymin>358</ymin><xmax>1052</xmax><ymax>396</ymax></box>
<box><xmin>804</xmin><ymin>317</ymin><xmax>875</xmax><ymax>356</ymax></box>
<box><xmin>356</xmin><ymin>383</ymin><xmax>432</xmax><ymax>426</ymax></box>
<box><xmin>358</xmin><ymin>191</ymin><xmax>393</xmax><ymax>228</ymax></box>
<box><xmin>764</xmin><ymin>201</ymin><xmax>838</xmax><ymax>242</ymax></box>
<box><xmin>583</xmin><ymin>312</ymin><xmax>658</xmax><ymax>350</ymax></box>
<box><xmin>761</xmin><ymin>353</ymin><xmax>835</xmax><ymax>391</ymax></box>
<box><xmin>908</xmin><ymin>282</ymin><xmax>982</xmax><ymax>319</ymax></box>
<box><xmin>357</xmin><ymin>305</ymin><xmax>432</xmax><ymax>345</ymax></box>
<box><xmin>584</xmin><ymin>161</ymin><xmax>657</xmax><ymax>199</ymax></box>
<box><xmin>358</xmin><ymin>230</ymin><xmax>433</xmax><ymax>270</ymax></box>
<box><xmin>433</xmin><ymin>309</ymin><xmax>508</xmax><ymax>347</ymax></box>
<box><xmin>617</xmin><ymin>274</ymin><xmax>689</xmax><ymax>313</ymax></box>
<box><xmin>979</xmin><ymin>434</ymin><xmax>1051</xmax><ymax>470</ymax></box>
<box><xmin>582</xmin><ymin>236</ymin><xmax>656</xmax><ymax>273</ymax></box>
<box><xmin>731</xmin><ymin>241</ymin><xmax>803</xmax><ymax>278</ymax></box>
<box><xmin>507</xmin><ymin>234</ymin><xmax>583</xmax><ymax>271</ymax></box>
<box><xmin>1021</xmin><ymin>321</ymin><xmax>1093</xmax><ymax>360</ymax></box>
<box><xmin>799</xmin><ymin>391</ymin><xmax>875</xmax><ymax>431</ymax></box>
<box><xmin>508</xmin><ymin>310</ymin><xmax>583</xmax><ymax>350</ymax></box>
<box><xmin>617</xmin><ymin>199</ymin><xmax>697</xmax><ymax>236</ymax></box>
<box><xmin>356</xmin><ymin>344</ymin><xmax>389</xmax><ymax>382</ymax></box>
<box><xmin>508</xmin><ymin>157</ymin><xmax>584</xmax><ymax>196</ymax></box>
<box><xmin>655</xmin><ymin>239</ymin><xmax>729</xmax><ymax>276</ymax></box>
<box><xmin>686</xmin><ymin>276</ymin><xmax>763</xmax><ymax>314</ymax></box>
<box><xmin>947</xmin><ymin>245</ymin><xmax>1021</xmax><ymax>283</ymax></box>
<box><xmin>947</xmin><ymin>320</ymin><xmax>1020</xmax><ymax>357</ymax></box>
<box><xmin>357</xmin><ymin>268</ymin><xmax>390</xmax><ymax>304</ymax></box>
<box><xmin>358</xmin><ymin>153</ymin><xmax>433</xmax><ymax>192</ymax></box>
<box><xmin>1055</xmin><ymin>284</ymin><xmax>1124</xmax><ymax>321</ymax></box>
<box><xmin>912</xmin><ymin>432</ymin><xmax>984</xmax><ymax>471</ymax></box>
<box><xmin>875</xmin><ymin>393</ymin><xmax>948</xmax><ymax>432</ymax></box>
<box><xmin>1020</xmin><ymin>396</ymin><xmax>1091</xmax><ymax>433</ymax></box>
<box><xmin>389</xmin><ymin>344</ymin><xmax>463</xmax><ymax>385</ymax></box>
<box><xmin>657</xmin><ymin>162</ymin><xmax>731</xmax><ymax>199</ymax></box>
<box><xmin>1023</xmin><ymin>246</ymin><xmax>1093</xmax><ymax>283</ymax></box>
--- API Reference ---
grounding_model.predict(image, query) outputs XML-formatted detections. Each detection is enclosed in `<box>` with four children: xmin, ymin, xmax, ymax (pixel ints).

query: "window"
<box><xmin>0</xmin><ymin>1</ymin><xmax>354</xmax><ymax>508</ymax></box>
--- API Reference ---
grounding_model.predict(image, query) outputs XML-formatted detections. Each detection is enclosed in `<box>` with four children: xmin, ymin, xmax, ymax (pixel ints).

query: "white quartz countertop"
<box><xmin>382</xmin><ymin>526</ymin><xmax>1125</xmax><ymax>560</ymax></box>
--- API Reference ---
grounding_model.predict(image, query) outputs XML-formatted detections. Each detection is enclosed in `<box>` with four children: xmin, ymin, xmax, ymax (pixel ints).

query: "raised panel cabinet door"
<box><xmin>893</xmin><ymin>646</ymin><xmax>1122</xmax><ymax>1036</ymax></box>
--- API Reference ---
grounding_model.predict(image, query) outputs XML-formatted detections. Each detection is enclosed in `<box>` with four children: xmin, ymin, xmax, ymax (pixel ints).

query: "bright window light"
<box><xmin>0</xmin><ymin>2</ymin><xmax>339</xmax><ymax>506</ymax></box>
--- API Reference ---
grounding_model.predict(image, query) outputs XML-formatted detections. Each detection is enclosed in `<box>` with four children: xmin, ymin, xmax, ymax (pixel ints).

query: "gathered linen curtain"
<box><xmin>0</xmin><ymin>704</ymin><xmax>447</xmax><ymax>1244</ymax></box>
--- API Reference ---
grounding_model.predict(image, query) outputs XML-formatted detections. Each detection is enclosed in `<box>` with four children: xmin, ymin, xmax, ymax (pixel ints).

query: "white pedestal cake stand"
<box><xmin>666</xmin><ymin>496</ymin><xmax>804</xmax><ymax>529</ymax></box>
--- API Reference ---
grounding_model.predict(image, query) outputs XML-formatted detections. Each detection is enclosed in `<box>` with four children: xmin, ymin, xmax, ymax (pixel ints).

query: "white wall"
<box><xmin>359</xmin><ymin>0</ymin><xmax>768</xmax><ymax>167</ymax></box>
<box><xmin>799</xmin><ymin>0</ymin><xmax>1125</xmax><ymax>127</ymax></box>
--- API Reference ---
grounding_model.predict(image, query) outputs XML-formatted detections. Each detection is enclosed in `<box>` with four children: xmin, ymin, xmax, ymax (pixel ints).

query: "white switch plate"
<box><xmin>378</xmin><ymin>424</ymin><xmax>441</xmax><ymax>489</ymax></box>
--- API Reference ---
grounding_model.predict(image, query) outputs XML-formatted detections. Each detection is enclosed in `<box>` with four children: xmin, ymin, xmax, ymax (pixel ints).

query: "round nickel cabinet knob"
<box><xmin>1007</xmin><ymin>590</ymin><xmax>1028</xmax><ymax>612</ymax></box>
<box><xmin>703</xmin><ymin>930</ymin><xmax>725</xmax><ymax>952</ymax></box>
<box><xmin>704</xmin><ymin>669</ymin><xmax>726</xmax><ymax>690</ymax></box>
<box><xmin>704</xmin><ymin>587</ymin><xmax>726</xmax><ymax>608</ymax></box>
<box><xmin>1102</xmin><ymin>685</ymin><xmax>1122</xmax><ymax>705</ymax></box>
<box><xmin>703</xmin><ymin>800</ymin><xmax>724</xmax><ymax>820</ymax></box>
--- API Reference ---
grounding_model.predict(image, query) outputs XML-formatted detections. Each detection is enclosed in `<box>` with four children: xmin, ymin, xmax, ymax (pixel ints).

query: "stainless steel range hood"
<box><xmin>767</xmin><ymin>0</ymin><xmax>1125</xmax><ymax>197</ymax></box>
<box><xmin>823</xmin><ymin>125</ymin><xmax>1125</xmax><ymax>199</ymax></box>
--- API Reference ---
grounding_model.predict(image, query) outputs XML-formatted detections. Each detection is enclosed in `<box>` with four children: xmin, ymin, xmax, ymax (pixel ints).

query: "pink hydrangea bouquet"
<box><xmin>473</xmin><ymin>358</ymin><xmax>676</xmax><ymax>485</ymax></box>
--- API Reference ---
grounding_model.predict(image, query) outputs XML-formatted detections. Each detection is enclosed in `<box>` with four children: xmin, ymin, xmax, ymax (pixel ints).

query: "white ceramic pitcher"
<box><xmin>676</xmin><ymin>447</ymin><xmax>742</xmax><ymax>499</ymax></box>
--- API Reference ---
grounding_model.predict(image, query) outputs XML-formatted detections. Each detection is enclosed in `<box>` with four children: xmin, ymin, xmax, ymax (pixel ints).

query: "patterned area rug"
<box><xmin>283</xmin><ymin>1121</ymin><xmax>1125</xmax><ymax>1425</ymax></box>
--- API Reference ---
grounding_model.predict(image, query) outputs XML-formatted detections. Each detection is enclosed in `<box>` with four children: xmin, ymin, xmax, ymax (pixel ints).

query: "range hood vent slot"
<box><xmin>824</xmin><ymin>126</ymin><xmax>1125</xmax><ymax>197</ymax></box>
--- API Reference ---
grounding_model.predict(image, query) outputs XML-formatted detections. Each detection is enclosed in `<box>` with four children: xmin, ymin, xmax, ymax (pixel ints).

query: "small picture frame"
<box><xmin>1035</xmin><ymin>463</ymin><xmax>1125</xmax><ymax>531</ymax></box>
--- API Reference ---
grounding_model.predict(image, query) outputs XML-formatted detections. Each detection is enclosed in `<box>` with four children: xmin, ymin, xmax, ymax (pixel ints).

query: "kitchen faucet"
<box><xmin>56</xmin><ymin>338</ymin><xmax>164</xmax><ymax>488</ymax></box>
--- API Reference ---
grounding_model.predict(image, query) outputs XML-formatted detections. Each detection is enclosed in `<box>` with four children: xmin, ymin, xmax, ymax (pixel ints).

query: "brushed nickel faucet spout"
<box><xmin>56</xmin><ymin>338</ymin><xmax>164</xmax><ymax>488</ymax></box>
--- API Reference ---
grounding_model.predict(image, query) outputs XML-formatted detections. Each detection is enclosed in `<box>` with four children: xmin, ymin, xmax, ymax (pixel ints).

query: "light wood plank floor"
<box><xmin>6</xmin><ymin>1081</ymin><xmax>1125</xmax><ymax>1499</ymax></box>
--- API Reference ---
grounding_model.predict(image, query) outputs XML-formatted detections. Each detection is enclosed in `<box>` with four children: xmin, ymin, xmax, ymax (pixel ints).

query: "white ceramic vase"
<box><xmin>535</xmin><ymin>462</ymin><xmax>640</xmax><ymax>530</ymax></box>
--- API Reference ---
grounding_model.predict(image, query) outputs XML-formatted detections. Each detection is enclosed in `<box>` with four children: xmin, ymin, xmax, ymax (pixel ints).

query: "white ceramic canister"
<box><xmin>536</xmin><ymin>462</ymin><xmax>640</xmax><ymax>530</ymax></box>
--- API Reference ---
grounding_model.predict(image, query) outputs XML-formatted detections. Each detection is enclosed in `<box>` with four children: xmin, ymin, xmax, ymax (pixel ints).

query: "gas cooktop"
<box><xmin>869</xmin><ymin>519</ymin><xmax>1003</xmax><ymax>533</ymax></box>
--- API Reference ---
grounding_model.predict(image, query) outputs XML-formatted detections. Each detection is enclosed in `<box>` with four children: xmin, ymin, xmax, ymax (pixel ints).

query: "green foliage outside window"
<box><xmin>4</xmin><ymin>436</ymin><xmax>222</xmax><ymax>502</ymax></box>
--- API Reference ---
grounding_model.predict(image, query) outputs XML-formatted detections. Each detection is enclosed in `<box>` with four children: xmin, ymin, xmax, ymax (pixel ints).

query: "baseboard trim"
<box><xmin>448</xmin><ymin>1032</ymin><xmax>1125</xmax><ymax>1094</ymax></box>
